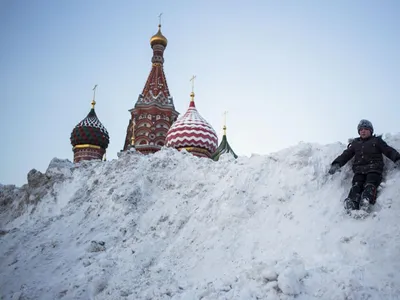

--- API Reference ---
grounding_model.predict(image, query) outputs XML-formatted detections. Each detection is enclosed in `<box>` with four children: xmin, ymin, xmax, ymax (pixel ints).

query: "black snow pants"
<box><xmin>347</xmin><ymin>172</ymin><xmax>382</xmax><ymax>205</ymax></box>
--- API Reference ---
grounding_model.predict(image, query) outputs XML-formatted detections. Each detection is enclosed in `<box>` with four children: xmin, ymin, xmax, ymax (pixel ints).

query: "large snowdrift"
<box><xmin>1</xmin><ymin>134</ymin><xmax>400</xmax><ymax>300</ymax></box>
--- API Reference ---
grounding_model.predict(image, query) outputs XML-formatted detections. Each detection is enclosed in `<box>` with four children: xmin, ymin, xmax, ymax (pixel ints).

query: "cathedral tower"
<box><xmin>123</xmin><ymin>23</ymin><xmax>179</xmax><ymax>153</ymax></box>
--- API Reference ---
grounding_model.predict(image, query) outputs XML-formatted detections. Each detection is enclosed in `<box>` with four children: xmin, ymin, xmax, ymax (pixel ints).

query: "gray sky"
<box><xmin>1</xmin><ymin>0</ymin><xmax>399</xmax><ymax>186</ymax></box>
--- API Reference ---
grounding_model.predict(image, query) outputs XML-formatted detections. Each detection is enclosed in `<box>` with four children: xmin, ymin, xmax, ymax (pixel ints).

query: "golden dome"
<box><xmin>150</xmin><ymin>25</ymin><xmax>168</xmax><ymax>48</ymax></box>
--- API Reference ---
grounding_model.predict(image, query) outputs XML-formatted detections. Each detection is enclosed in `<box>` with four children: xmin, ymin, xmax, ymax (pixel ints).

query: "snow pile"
<box><xmin>1</xmin><ymin>134</ymin><xmax>400</xmax><ymax>300</ymax></box>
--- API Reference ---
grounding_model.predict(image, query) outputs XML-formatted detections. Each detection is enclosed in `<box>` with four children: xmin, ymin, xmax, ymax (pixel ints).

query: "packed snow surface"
<box><xmin>1</xmin><ymin>134</ymin><xmax>400</xmax><ymax>300</ymax></box>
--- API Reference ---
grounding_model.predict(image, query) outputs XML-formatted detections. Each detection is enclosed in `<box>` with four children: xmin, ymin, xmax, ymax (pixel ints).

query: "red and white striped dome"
<box><xmin>166</xmin><ymin>94</ymin><xmax>218</xmax><ymax>157</ymax></box>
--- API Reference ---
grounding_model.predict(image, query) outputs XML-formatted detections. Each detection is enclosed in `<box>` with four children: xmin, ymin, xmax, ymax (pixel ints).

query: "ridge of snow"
<box><xmin>1</xmin><ymin>134</ymin><xmax>400</xmax><ymax>300</ymax></box>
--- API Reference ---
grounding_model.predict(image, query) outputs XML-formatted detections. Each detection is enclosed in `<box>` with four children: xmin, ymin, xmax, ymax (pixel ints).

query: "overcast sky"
<box><xmin>1</xmin><ymin>0</ymin><xmax>399</xmax><ymax>186</ymax></box>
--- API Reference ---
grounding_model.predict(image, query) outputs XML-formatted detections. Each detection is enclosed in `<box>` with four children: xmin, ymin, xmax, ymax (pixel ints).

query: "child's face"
<box><xmin>359</xmin><ymin>127</ymin><xmax>372</xmax><ymax>139</ymax></box>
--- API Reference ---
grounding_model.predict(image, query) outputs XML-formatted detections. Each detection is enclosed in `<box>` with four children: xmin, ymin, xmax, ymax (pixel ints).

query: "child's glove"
<box><xmin>328</xmin><ymin>163</ymin><xmax>340</xmax><ymax>175</ymax></box>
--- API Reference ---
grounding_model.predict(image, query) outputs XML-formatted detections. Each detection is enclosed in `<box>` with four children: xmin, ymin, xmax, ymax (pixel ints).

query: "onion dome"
<box><xmin>150</xmin><ymin>24</ymin><xmax>168</xmax><ymax>48</ymax></box>
<box><xmin>165</xmin><ymin>92</ymin><xmax>218</xmax><ymax>157</ymax></box>
<box><xmin>70</xmin><ymin>100</ymin><xmax>110</xmax><ymax>149</ymax></box>
<box><xmin>211</xmin><ymin>124</ymin><xmax>238</xmax><ymax>161</ymax></box>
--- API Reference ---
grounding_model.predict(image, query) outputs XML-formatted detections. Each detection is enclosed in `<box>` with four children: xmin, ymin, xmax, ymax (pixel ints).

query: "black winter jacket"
<box><xmin>332</xmin><ymin>135</ymin><xmax>400</xmax><ymax>174</ymax></box>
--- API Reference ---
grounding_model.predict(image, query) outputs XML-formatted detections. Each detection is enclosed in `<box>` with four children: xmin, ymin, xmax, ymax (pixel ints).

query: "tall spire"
<box><xmin>123</xmin><ymin>19</ymin><xmax>179</xmax><ymax>153</ymax></box>
<box><xmin>139</xmin><ymin>18</ymin><xmax>171</xmax><ymax>105</ymax></box>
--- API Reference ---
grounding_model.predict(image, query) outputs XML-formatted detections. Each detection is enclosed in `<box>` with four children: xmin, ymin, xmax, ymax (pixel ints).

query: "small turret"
<box><xmin>212</xmin><ymin>112</ymin><xmax>238</xmax><ymax>161</ymax></box>
<box><xmin>70</xmin><ymin>85</ymin><xmax>110</xmax><ymax>163</ymax></box>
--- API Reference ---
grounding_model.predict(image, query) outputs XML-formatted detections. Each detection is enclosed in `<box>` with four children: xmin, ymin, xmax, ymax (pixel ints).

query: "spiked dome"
<box><xmin>166</xmin><ymin>92</ymin><xmax>218</xmax><ymax>157</ymax></box>
<box><xmin>70</xmin><ymin>100</ymin><xmax>110</xmax><ymax>149</ymax></box>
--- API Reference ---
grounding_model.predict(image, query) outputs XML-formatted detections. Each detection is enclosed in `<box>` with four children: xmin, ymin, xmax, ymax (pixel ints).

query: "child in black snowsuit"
<box><xmin>328</xmin><ymin>119</ymin><xmax>400</xmax><ymax>211</ymax></box>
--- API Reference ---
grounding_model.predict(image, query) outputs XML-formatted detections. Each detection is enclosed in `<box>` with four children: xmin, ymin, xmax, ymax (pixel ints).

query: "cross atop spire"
<box><xmin>158</xmin><ymin>13</ymin><xmax>163</xmax><ymax>27</ymax></box>
<box><xmin>91</xmin><ymin>84</ymin><xmax>98</xmax><ymax>108</ymax></box>
<box><xmin>190</xmin><ymin>75</ymin><xmax>196</xmax><ymax>93</ymax></box>
<box><xmin>223</xmin><ymin>111</ymin><xmax>228</xmax><ymax>135</ymax></box>
<box><xmin>190</xmin><ymin>75</ymin><xmax>196</xmax><ymax>102</ymax></box>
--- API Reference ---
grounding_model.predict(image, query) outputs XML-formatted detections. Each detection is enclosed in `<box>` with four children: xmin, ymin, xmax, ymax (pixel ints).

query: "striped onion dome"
<box><xmin>70</xmin><ymin>100</ymin><xmax>110</xmax><ymax>149</ymax></box>
<box><xmin>165</xmin><ymin>93</ymin><xmax>218</xmax><ymax>155</ymax></box>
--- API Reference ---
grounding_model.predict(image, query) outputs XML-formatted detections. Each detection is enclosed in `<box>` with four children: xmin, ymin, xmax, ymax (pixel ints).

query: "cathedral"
<box><xmin>70</xmin><ymin>23</ymin><xmax>236</xmax><ymax>162</ymax></box>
